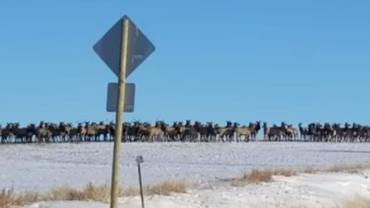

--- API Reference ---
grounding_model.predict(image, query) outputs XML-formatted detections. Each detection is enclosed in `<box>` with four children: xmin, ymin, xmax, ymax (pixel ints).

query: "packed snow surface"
<box><xmin>1</xmin><ymin>142</ymin><xmax>370</xmax><ymax>192</ymax></box>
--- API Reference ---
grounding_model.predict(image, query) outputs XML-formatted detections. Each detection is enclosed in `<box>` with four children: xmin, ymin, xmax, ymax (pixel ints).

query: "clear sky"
<box><xmin>0</xmin><ymin>0</ymin><xmax>369</xmax><ymax>126</ymax></box>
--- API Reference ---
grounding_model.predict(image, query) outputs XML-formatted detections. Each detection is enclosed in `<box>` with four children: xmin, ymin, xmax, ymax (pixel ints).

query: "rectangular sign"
<box><xmin>107</xmin><ymin>83</ymin><xmax>135</xmax><ymax>112</ymax></box>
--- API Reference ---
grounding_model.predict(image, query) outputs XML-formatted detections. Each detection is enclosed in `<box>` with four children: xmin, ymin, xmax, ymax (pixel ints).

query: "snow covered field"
<box><xmin>23</xmin><ymin>170</ymin><xmax>370</xmax><ymax>208</ymax></box>
<box><xmin>1</xmin><ymin>142</ymin><xmax>370</xmax><ymax>192</ymax></box>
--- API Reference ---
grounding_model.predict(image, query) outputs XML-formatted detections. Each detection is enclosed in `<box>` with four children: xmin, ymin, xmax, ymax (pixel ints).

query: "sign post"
<box><xmin>110</xmin><ymin>18</ymin><xmax>130</xmax><ymax>208</ymax></box>
<box><xmin>94</xmin><ymin>15</ymin><xmax>155</xmax><ymax>208</ymax></box>
<box><xmin>136</xmin><ymin>155</ymin><xmax>145</xmax><ymax>208</ymax></box>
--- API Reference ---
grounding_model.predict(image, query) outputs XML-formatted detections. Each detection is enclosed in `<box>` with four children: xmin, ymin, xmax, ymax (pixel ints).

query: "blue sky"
<box><xmin>0</xmin><ymin>0</ymin><xmax>369</xmax><ymax>125</ymax></box>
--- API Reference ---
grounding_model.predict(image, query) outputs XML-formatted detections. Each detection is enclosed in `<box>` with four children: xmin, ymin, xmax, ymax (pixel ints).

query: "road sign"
<box><xmin>94</xmin><ymin>16</ymin><xmax>155</xmax><ymax>208</ymax></box>
<box><xmin>93</xmin><ymin>16</ymin><xmax>155</xmax><ymax>78</ymax></box>
<box><xmin>107</xmin><ymin>83</ymin><xmax>135</xmax><ymax>112</ymax></box>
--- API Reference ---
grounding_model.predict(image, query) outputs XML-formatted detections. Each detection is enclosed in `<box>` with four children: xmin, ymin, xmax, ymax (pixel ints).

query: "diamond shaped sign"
<box><xmin>93</xmin><ymin>16</ymin><xmax>155</xmax><ymax>77</ymax></box>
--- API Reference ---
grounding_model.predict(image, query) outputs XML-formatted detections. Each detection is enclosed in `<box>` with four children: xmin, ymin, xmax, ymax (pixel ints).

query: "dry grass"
<box><xmin>232</xmin><ymin>168</ymin><xmax>297</xmax><ymax>186</ymax></box>
<box><xmin>344</xmin><ymin>197</ymin><xmax>370</xmax><ymax>208</ymax></box>
<box><xmin>45</xmin><ymin>183</ymin><xmax>112</xmax><ymax>202</ymax></box>
<box><xmin>0</xmin><ymin>189</ymin><xmax>40</xmax><ymax>208</ymax></box>
<box><xmin>121</xmin><ymin>180</ymin><xmax>187</xmax><ymax>197</ymax></box>
<box><xmin>300</xmin><ymin>163</ymin><xmax>370</xmax><ymax>175</ymax></box>
<box><xmin>0</xmin><ymin>189</ymin><xmax>14</xmax><ymax>208</ymax></box>
<box><xmin>325</xmin><ymin>163</ymin><xmax>370</xmax><ymax>174</ymax></box>
<box><xmin>145</xmin><ymin>180</ymin><xmax>187</xmax><ymax>196</ymax></box>
<box><xmin>233</xmin><ymin>162</ymin><xmax>370</xmax><ymax>187</ymax></box>
<box><xmin>0</xmin><ymin>180</ymin><xmax>187</xmax><ymax>207</ymax></box>
<box><xmin>301</xmin><ymin>167</ymin><xmax>320</xmax><ymax>174</ymax></box>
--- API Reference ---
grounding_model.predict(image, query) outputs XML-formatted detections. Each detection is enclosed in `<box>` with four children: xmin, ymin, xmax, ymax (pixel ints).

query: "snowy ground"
<box><xmin>24</xmin><ymin>170</ymin><xmax>370</xmax><ymax>208</ymax></box>
<box><xmin>1</xmin><ymin>142</ymin><xmax>370</xmax><ymax>192</ymax></box>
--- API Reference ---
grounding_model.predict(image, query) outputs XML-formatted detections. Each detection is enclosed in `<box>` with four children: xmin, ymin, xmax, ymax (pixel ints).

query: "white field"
<box><xmin>1</xmin><ymin>142</ymin><xmax>370</xmax><ymax>208</ymax></box>
<box><xmin>24</xmin><ymin>171</ymin><xmax>370</xmax><ymax>208</ymax></box>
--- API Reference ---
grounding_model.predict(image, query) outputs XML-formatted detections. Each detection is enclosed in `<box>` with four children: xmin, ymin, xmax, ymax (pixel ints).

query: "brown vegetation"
<box><xmin>299</xmin><ymin>162</ymin><xmax>370</xmax><ymax>175</ymax></box>
<box><xmin>46</xmin><ymin>183</ymin><xmax>112</xmax><ymax>202</ymax></box>
<box><xmin>0</xmin><ymin>180</ymin><xmax>187</xmax><ymax>208</ymax></box>
<box><xmin>301</xmin><ymin>167</ymin><xmax>320</xmax><ymax>174</ymax></box>
<box><xmin>345</xmin><ymin>197</ymin><xmax>370</xmax><ymax>208</ymax></box>
<box><xmin>233</xmin><ymin>162</ymin><xmax>370</xmax><ymax>187</ymax></box>
<box><xmin>1</xmin><ymin>189</ymin><xmax>41</xmax><ymax>208</ymax></box>
<box><xmin>146</xmin><ymin>180</ymin><xmax>187</xmax><ymax>196</ymax></box>
<box><xmin>324</xmin><ymin>163</ymin><xmax>370</xmax><ymax>174</ymax></box>
<box><xmin>232</xmin><ymin>168</ymin><xmax>297</xmax><ymax>186</ymax></box>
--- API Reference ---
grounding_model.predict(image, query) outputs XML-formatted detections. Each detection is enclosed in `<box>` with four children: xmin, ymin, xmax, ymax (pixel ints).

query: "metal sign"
<box><xmin>107</xmin><ymin>83</ymin><xmax>135</xmax><ymax>112</ymax></box>
<box><xmin>93</xmin><ymin>16</ymin><xmax>155</xmax><ymax>78</ymax></box>
<box><xmin>94</xmin><ymin>16</ymin><xmax>155</xmax><ymax>208</ymax></box>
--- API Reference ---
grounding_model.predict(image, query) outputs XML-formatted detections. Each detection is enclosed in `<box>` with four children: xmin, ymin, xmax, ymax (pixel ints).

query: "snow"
<box><xmin>1</xmin><ymin>142</ymin><xmax>370</xmax><ymax>192</ymax></box>
<box><xmin>23</xmin><ymin>171</ymin><xmax>370</xmax><ymax>208</ymax></box>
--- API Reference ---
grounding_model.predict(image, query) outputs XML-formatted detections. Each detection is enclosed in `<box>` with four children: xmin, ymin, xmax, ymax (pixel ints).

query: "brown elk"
<box><xmin>235</xmin><ymin>126</ymin><xmax>252</xmax><ymax>142</ymax></box>
<box><xmin>263</xmin><ymin>122</ymin><xmax>284</xmax><ymax>141</ymax></box>
<box><xmin>138</xmin><ymin>122</ymin><xmax>164</xmax><ymax>142</ymax></box>
<box><xmin>36</xmin><ymin>122</ymin><xmax>52</xmax><ymax>143</ymax></box>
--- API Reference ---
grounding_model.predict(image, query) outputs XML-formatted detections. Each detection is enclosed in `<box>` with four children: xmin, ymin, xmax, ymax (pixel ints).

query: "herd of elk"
<box><xmin>0</xmin><ymin>121</ymin><xmax>369</xmax><ymax>144</ymax></box>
